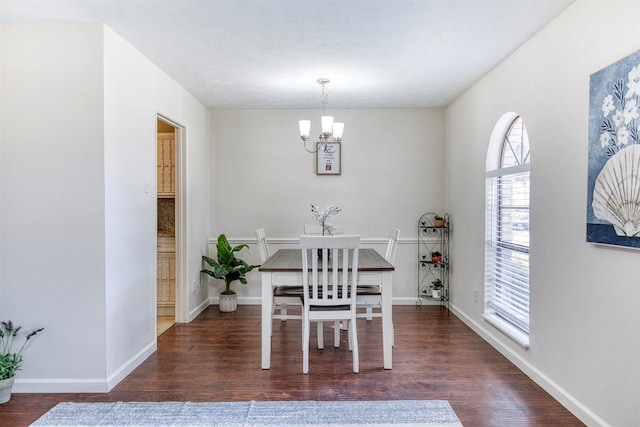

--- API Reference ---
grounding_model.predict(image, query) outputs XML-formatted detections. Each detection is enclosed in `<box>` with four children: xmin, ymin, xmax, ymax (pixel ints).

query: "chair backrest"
<box><xmin>304</xmin><ymin>224</ymin><xmax>345</xmax><ymax>235</ymax></box>
<box><xmin>255</xmin><ymin>228</ymin><xmax>270</xmax><ymax>263</ymax></box>
<box><xmin>384</xmin><ymin>228</ymin><xmax>400</xmax><ymax>264</ymax></box>
<box><xmin>300</xmin><ymin>235</ymin><xmax>360</xmax><ymax>308</ymax></box>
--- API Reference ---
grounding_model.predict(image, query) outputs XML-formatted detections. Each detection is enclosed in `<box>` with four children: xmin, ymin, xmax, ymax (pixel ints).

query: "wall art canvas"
<box><xmin>587</xmin><ymin>48</ymin><xmax>640</xmax><ymax>248</ymax></box>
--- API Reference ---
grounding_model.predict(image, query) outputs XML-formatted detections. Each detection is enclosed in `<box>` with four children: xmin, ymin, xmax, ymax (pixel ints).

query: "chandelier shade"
<box><xmin>298</xmin><ymin>120</ymin><xmax>311</xmax><ymax>140</ymax></box>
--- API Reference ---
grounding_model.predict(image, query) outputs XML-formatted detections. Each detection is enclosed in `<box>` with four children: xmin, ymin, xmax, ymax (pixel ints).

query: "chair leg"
<box><xmin>270</xmin><ymin>298</ymin><xmax>276</xmax><ymax>337</ymax></box>
<box><xmin>303</xmin><ymin>314</ymin><xmax>310</xmax><ymax>374</ymax></box>
<box><xmin>281</xmin><ymin>304</ymin><xmax>288</xmax><ymax>321</ymax></box>
<box><xmin>317</xmin><ymin>321</ymin><xmax>324</xmax><ymax>349</ymax></box>
<box><xmin>334</xmin><ymin>321</ymin><xmax>340</xmax><ymax>347</ymax></box>
<box><xmin>350</xmin><ymin>316</ymin><xmax>359</xmax><ymax>373</ymax></box>
<box><xmin>392</xmin><ymin>321</ymin><xmax>395</xmax><ymax>347</ymax></box>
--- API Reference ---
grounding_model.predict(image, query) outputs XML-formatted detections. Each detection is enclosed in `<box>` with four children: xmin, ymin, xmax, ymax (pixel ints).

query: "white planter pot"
<box><xmin>431</xmin><ymin>289</ymin><xmax>442</xmax><ymax>299</ymax></box>
<box><xmin>219</xmin><ymin>292</ymin><xmax>238</xmax><ymax>312</ymax></box>
<box><xmin>0</xmin><ymin>376</ymin><xmax>15</xmax><ymax>404</ymax></box>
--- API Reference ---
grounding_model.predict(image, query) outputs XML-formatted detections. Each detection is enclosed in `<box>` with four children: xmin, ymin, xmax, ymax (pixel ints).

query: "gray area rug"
<box><xmin>30</xmin><ymin>400</ymin><xmax>463</xmax><ymax>426</ymax></box>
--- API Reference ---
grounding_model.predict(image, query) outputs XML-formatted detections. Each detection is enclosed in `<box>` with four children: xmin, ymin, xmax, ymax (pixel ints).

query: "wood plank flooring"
<box><xmin>0</xmin><ymin>305</ymin><xmax>585</xmax><ymax>426</ymax></box>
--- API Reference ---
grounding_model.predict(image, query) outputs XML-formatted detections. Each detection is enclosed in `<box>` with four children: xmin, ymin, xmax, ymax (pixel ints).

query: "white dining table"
<box><xmin>258</xmin><ymin>248</ymin><xmax>395</xmax><ymax>370</ymax></box>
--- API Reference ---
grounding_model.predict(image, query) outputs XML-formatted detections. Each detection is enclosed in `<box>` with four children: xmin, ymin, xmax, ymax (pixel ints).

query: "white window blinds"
<box><xmin>485</xmin><ymin>115</ymin><xmax>530</xmax><ymax>337</ymax></box>
<box><xmin>485</xmin><ymin>169</ymin><xmax>530</xmax><ymax>332</ymax></box>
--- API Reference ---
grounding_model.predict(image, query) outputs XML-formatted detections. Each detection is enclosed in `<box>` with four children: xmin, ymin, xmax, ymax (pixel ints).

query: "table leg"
<box><xmin>261</xmin><ymin>272</ymin><xmax>272</xmax><ymax>369</ymax></box>
<box><xmin>381</xmin><ymin>271</ymin><xmax>393</xmax><ymax>369</ymax></box>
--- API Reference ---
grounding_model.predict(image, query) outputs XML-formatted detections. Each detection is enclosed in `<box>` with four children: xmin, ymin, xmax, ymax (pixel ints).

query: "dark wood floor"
<box><xmin>1</xmin><ymin>305</ymin><xmax>584</xmax><ymax>426</ymax></box>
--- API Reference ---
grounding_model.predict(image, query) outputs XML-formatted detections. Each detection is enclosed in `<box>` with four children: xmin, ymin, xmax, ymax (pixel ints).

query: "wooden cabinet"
<box><xmin>157</xmin><ymin>133</ymin><xmax>175</xmax><ymax>197</ymax></box>
<box><xmin>157</xmin><ymin>237</ymin><xmax>175</xmax><ymax>316</ymax></box>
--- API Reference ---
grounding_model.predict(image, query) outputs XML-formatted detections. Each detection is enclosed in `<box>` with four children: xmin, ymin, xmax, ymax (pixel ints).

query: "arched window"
<box><xmin>485</xmin><ymin>113</ymin><xmax>530</xmax><ymax>347</ymax></box>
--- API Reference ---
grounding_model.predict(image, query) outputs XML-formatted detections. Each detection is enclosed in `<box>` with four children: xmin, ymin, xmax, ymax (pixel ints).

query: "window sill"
<box><xmin>483</xmin><ymin>313</ymin><xmax>530</xmax><ymax>349</ymax></box>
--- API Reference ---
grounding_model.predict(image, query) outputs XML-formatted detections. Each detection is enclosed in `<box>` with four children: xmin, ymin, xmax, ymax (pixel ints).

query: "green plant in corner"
<box><xmin>434</xmin><ymin>215</ymin><xmax>444</xmax><ymax>221</ymax></box>
<box><xmin>201</xmin><ymin>234</ymin><xmax>261</xmax><ymax>295</ymax></box>
<box><xmin>431</xmin><ymin>279</ymin><xmax>443</xmax><ymax>290</ymax></box>
<box><xmin>0</xmin><ymin>321</ymin><xmax>44</xmax><ymax>381</ymax></box>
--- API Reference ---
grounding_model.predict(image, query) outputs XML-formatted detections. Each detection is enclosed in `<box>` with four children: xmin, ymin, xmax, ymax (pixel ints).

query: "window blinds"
<box><xmin>485</xmin><ymin>169</ymin><xmax>530</xmax><ymax>333</ymax></box>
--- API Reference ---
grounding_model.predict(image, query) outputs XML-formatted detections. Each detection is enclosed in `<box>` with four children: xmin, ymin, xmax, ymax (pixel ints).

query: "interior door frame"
<box><xmin>157</xmin><ymin>114</ymin><xmax>188</xmax><ymax>323</ymax></box>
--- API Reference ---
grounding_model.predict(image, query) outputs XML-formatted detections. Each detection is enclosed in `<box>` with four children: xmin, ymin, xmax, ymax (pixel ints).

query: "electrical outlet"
<box><xmin>474</xmin><ymin>289</ymin><xmax>478</xmax><ymax>303</ymax></box>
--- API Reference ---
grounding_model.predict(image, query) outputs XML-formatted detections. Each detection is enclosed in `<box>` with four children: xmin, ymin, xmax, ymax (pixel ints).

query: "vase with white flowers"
<box><xmin>310</xmin><ymin>204</ymin><xmax>341</xmax><ymax>258</ymax></box>
<box><xmin>310</xmin><ymin>204</ymin><xmax>341</xmax><ymax>236</ymax></box>
<box><xmin>0</xmin><ymin>320</ymin><xmax>44</xmax><ymax>404</ymax></box>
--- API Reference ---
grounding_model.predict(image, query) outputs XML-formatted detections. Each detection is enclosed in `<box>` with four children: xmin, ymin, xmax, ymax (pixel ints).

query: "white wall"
<box><xmin>445</xmin><ymin>1</ymin><xmax>640</xmax><ymax>425</ymax></box>
<box><xmin>103</xmin><ymin>27</ymin><xmax>211</xmax><ymax>387</ymax></box>
<box><xmin>209</xmin><ymin>109</ymin><xmax>445</xmax><ymax>302</ymax></box>
<box><xmin>0</xmin><ymin>23</ymin><xmax>211</xmax><ymax>392</ymax></box>
<box><xmin>1</xmin><ymin>23</ymin><xmax>108</xmax><ymax>387</ymax></box>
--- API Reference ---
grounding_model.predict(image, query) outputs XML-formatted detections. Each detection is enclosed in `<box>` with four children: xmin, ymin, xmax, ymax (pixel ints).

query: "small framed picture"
<box><xmin>316</xmin><ymin>142</ymin><xmax>341</xmax><ymax>175</ymax></box>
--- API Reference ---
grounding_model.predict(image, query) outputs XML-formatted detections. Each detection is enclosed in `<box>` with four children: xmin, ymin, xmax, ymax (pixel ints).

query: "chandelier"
<box><xmin>298</xmin><ymin>78</ymin><xmax>344</xmax><ymax>153</ymax></box>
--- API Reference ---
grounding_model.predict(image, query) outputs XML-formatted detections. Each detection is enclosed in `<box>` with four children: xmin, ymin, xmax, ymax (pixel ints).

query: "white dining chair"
<box><xmin>356</xmin><ymin>228</ymin><xmax>400</xmax><ymax>321</ymax></box>
<box><xmin>303</xmin><ymin>223</ymin><xmax>346</xmax><ymax>348</ymax></box>
<box><xmin>300</xmin><ymin>235</ymin><xmax>360</xmax><ymax>374</ymax></box>
<box><xmin>340</xmin><ymin>228</ymin><xmax>398</xmax><ymax>347</ymax></box>
<box><xmin>255</xmin><ymin>229</ymin><xmax>302</xmax><ymax>333</ymax></box>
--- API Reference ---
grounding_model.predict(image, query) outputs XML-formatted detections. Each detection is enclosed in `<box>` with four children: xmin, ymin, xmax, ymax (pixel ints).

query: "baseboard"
<box><xmin>189</xmin><ymin>297</ymin><xmax>211</xmax><ymax>321</ymax></box>
<box><xmin>106</xmin><ymin>339</ymin><xmax>157</xmax><ymax>391</ymax></box>
<box><xmin>13</xmin><ymin>377</ymin><xmax>111</xmax><ymax>393</ymax></box>
<box><xmin>13</xmin><ymin>339</ymin><xmax>157</xmax><ymax>393</ymax></box>
<box><xmin>449</xmin><ymin>303</ymin><xmax>609</xmax><ymax>427</ymax></box>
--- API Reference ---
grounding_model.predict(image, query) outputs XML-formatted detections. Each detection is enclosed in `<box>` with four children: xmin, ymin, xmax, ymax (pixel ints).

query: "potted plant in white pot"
<box><xmin>201</xmin><ymin>234</ymin><xmax>260</xmax><ymax>312</ymax></box>
<box><xmin>431</xmin><ymin>279</ymin><xmax>443</xmax><ymax>299</ymax></box>
<box><xmin>0</xmin><ymin>320</ymin><xmax>44</xmax><ymax>404</ymax></box>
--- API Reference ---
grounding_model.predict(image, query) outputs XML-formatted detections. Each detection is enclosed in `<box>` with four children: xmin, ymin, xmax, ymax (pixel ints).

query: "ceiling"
<box><xmin>1</xmin><ymin>0</ymin><xmax>574</xmax><ymax>109</ymax></box>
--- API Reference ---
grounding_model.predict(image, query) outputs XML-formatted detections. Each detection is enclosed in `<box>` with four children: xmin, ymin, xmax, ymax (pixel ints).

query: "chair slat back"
<box><xmin>384</xmin><ymin>228</ymin><xmax>400</xmax><ymax>264</ymax></box>
<box><xmin>255</xmin><ymin>228</ymin><xmax>270</xmax><ymax>263</ymax></box>
<box><xmin>300</xmin><ymin>235</ymin><xmax>360</xmax><ymax>308</ymax></box>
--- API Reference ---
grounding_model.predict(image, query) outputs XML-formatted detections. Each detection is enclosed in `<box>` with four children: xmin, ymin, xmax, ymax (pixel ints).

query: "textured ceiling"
<box><xmin>1</xmin><ymin>0</ymin><xmax>574</xmax><ymax>109</ymax></box>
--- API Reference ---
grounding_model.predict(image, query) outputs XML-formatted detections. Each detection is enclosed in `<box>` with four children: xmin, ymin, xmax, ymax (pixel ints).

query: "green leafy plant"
<box><xmin>201</xmin><ymin>234</ymin><xmax>260</xmax><ymax>294</ymax></box>
<box><xmin>0</xmin><ymin>321</ymin><xmax>44</xmax><ymax>380</ymax></box>
<box><xmin>434</xmin><ymin>215</ymin><xmax>444</xmax><ymax>220</ymax></box>
<box><xmin>431</xmin><ymin>279</ymin><xmax>443</xmax><ymax>290</ymax></box>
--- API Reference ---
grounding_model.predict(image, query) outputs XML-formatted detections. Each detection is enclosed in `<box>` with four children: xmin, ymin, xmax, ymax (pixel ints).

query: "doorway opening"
<box><xmin>156</xmin><ymin>115</ymin><xmax>187</xmax><ymax>335</ymax></box>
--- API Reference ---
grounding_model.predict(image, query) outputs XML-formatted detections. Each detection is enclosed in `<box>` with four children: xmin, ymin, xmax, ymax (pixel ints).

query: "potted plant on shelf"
<box><xmin>201</xmin><ymin>234</ymin><xmax>260</xmax><ymax>312</ymax></box>
<box><xmin>431</xmin><ymin>279</ymin><xmax>443</xmax><ymax>299</ymax></box>
<box><xmin>433</xmin><ymin>215</ymin><xmax>445</xmax><ymax>228</ymax></box>
<box><xmin>431</xmin><ymin>251</ymin><xmax>442</xmax><ymax>263</ymax></box>
<box><xmin>0</xmin><ymin>320</ymin><xmax>44</xmax><ymax>404</ymax></box>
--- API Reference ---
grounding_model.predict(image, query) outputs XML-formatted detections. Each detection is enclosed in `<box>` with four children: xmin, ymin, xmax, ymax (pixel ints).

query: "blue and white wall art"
<box><xmin>587</xmin><ymin>49</ymin><xmax>640</xmax><ymax>248</ymax></box>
